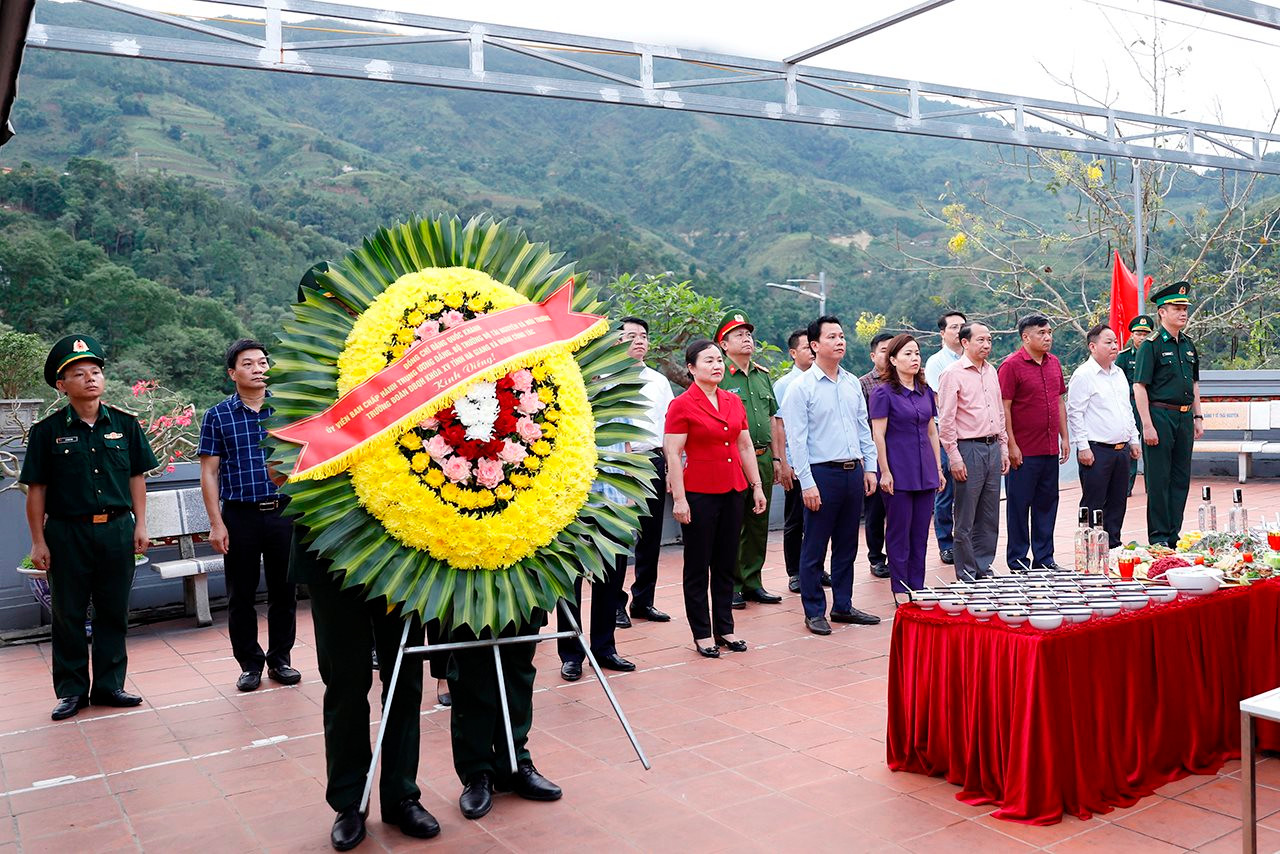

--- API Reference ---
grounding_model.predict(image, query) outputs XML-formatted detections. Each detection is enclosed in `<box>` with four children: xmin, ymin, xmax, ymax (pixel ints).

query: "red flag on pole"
<box><xmin>1109</xmin><ymin>251</ymin><xmax>1152</xmax><ymax>347</ymax></box>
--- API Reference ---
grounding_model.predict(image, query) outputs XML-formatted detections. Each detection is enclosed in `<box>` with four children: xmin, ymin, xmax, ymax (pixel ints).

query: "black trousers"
<box><xmin>623</xmin><ymin>452</ymin><xmax>667</xmax><ymax>612</ymax></box>
<box><xmin>680</xmin><ymin>490</ymin><xmax>744</xmax><ymax>641</ymax></box>
<box><xmin>222</xmin><ymin>501</ymin><xmax>296</xmax><ymax>672</ymax></box>
<box><xmin>558</xmin><ymin>551</ymin><xmax>626</xmax><ymax>661</ymax></box>
<box><xmin>447</xmin><ymin>615</ymin><xmax>545</xmax><ymax>783</ymax></box>
<box><xmin>306</xmin><ymin>563</ymin><xmax>425</xmax><ymax>815</ymax></box>
<box><xmin>864</xmin><ymin>488</ymin><xmax>886</xmax><ymax>565</ymax></box>
<box><xmin>1079</xmin><ymin>442</ymin><xmax>1131</xmax><ymax>549</ymax></box>
<box><xmin>783</xmin><ymin>482</ymin><xmax>804</xmax><ymax>577</ymax></box>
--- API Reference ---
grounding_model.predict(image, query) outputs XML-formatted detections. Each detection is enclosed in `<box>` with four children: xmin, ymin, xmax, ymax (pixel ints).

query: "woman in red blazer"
<box><xmin>665</xmin><ymin>339</ymin><xmax>767</xmax><ymax>658</ymax></box>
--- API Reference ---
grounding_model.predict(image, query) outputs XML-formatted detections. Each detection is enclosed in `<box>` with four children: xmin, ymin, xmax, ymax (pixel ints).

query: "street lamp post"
<box><xmin>765</xmin><ymin>271</ymin><xmax>827</xmax><ymax>316</ymax></box>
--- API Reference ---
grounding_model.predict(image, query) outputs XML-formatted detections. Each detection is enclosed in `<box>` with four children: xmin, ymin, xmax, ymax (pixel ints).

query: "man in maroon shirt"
<box><xmin>998</xmin><ymin>314</ymin><xmax>1069</xmax><ymax>572</ymax></box>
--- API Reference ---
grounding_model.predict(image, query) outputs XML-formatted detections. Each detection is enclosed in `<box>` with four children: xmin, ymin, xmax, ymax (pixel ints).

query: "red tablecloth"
<box><xmin>886</xmin><ymin>580</ymin><xmax>1280</xmax><ymax>824</ymax></box>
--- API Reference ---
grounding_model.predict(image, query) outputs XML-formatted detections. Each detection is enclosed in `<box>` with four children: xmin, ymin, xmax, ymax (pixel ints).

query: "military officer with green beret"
<box><xmin>20</xmin><ymin>335</ymin><xmax>158</xmax><ymax>721</ymax></box>
<box><xmin>1133</xmin><ymin>284</ymin><xmax>1203</xmax><ymax>548</ymax></box>
<box><xmin>1116</xmin><ymin>314</ymin><xmax>1154</xmax><ymax>495</ymax></box>
<box><xmin>717</xmin><ymin>309</ymin><xmax>785</xmax><ymax>607</ymax></box>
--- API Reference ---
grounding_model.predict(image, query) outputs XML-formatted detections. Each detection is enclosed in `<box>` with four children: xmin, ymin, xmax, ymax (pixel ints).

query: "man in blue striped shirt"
<box><xmin>198</xmin><ymin>339</ymin><xmax>300</xmax><ymax>692</ymax></box>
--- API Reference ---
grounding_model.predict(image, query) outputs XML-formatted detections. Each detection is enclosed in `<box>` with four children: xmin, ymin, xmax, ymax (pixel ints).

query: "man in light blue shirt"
<box><xmin>772</xmin><ymin>328</ymin><xmax>827</xmax><ymax>594</ymax></box>
<box><xmin>923</xmin><ymin>310</ymin><xmax>966</xmax><ymax>566</ymax></box>
<box><xmin>779</xmin><ymin>315</ymin><xmax>881</xmax><ymax>635</ymax></box>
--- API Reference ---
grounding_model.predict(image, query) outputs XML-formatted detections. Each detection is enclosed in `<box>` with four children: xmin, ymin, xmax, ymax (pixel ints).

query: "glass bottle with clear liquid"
<box><xmin>1227</xmin><ymin>488</ymin><xmax>1248</xmax><ymax>533</ymax></box>
<box><xmin>1089</xmin><ymin>509</ymin><xmax>1110</xmax><ymax>575</ymax></box>
<box><xmin>1198</xmin><ymin>486</ymin><xmax>1218</xmax><ymax>533</ymax></box>
<box><xmin>1073</xmin><ymin>507</ymin><xmax>1091</xmax><ymax>572</ymax></box>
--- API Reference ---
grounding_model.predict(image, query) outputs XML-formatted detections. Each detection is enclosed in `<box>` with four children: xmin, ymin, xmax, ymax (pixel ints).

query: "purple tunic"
<box><xmin>868</xmin><ymin>382</ymin><xmax>940</xmax><ymax>492</ymax></box>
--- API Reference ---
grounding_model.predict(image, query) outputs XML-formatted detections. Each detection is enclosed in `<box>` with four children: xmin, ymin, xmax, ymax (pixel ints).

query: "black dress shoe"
<box><xmin>714</xmin><ymin>635</ymin><xmax>748</xmax><ymax>652</ymax></box>
<box><xmin>730</xmin><ymin>591</ymin><xmax>746</xmax><ymax>609</ymax></box>
<box><xmin>745</xmin><ymin>587</ymin><xmax>782</xmax><ymax>604</ymax></box>
<box><xmin>437</xmin><ymin>691</ymin><xmax>452</xmax><ymax>707</ymax></box>
<box><xmin>695</xmin><ymin>643</ymin><xmax>720</xmax><ymax>658</ymax></box>
<box><xmin>383</xmin><ymin>797</ymin><xmax>440</xmax><ymax>839</ymax></box>
<box><xmin>870</xmin><ymin>562</ymin><xmax>891</xmax><ymax>579</ymax></box>
<box><xmin>89</xmin><ymin>688</ymin><xmax>143</xmax><ymax>708</ymax></box>
<box><xmin>504</xmin><ymin>762</ymin><xmax>562</xmax><ymax>801</ymax></box>
<box><xmin>1034</xmin><ymin>561</ymin><xmax>1064</xmax><ymax>571</ymax></box>
<box><xmin>268</xmin><ymin>665</ymin><xmax>302</xmax><ymax>685</ymax></box>
<box><xmin>629</xmin><ymin>604</ymin><xmax>671</xmax><ymax>622</ymax></box>
<box><xmin>51</xmin><ymin>695</ymin><xmax>88</xmax><ymax>721</ymax></box>
<box><xmin>830</xmin><ymin>607</ymin><xmax>881</xmax><ymax>625</ymax></box>
<box><xmin>788</xmin><ymin>576</ymin><xmax>801</xmax><ymax>593</ymax></box>
<box><xmin>236</xmin><ymin>670</ymin><xmax>262</xmax><ymax>692</ymax></box>
<box><xmin>459</xmin><ymin>772</ymin><xmax>494</xmax><ymax>819</ymax></box>
<box><xmin>940</xmin><ymin>548</ymin><xmax>955</xmax><ymax>565</ymax></box>
<box><xmin>560</xmin><ymin>661</ymin><xmax>582</xmax><ymax>682</ymax></box>
<box><xmin>615</xmin><ymin>607</ymin><xmax>632</xmax><ymax>629</ymax></box>
<box><xmin>330</xmin><ymin>806</ymin><xmax>366</xmax><ymax>851</ymax></box>
<box><xmin>597</xmin><ymin>653</ymin><xmax>636</xmax><ymax>672</ymax></box>
<box><xmin>805</xmin><ymin>616</ymin><xmax>833</xmax><ymax>635</ymax></box>
<box><xmin>821</xmin><ymin>572</ymin><xmax>833</xmax><ymax>587</ymax></box>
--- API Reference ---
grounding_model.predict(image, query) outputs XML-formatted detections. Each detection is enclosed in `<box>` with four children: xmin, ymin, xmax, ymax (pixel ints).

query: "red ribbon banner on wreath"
<box><xmin>270</xmin><ymin>279</ymin><xmax>605</xmax><ymax>481</ymax></box>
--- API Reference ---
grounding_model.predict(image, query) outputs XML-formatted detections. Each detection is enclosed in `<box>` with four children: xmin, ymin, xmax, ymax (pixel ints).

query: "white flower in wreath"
<box><xmin>455</xmin><ymin>381</ymin><xmax>500</xmax><ymax>441</ymax></box>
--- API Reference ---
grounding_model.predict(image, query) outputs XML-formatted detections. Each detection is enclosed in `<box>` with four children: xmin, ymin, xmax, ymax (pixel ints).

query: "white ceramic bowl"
<box><xmin>1144</xmin><ymin>585</ymin><xmax>1178</xmax><ymax>604</ymax></box>
<box><xmin>1165</xmin><ymin>567</ymin><xmax>1223</xmax><ymax>595</ymax></box>
<box><xmin>1117</xmin><ymin>594</ymin><xmax>1148</xmax><ymax>611</ymax></box>
<box><xmin>1088</xmin><ymin>600</ymin><xmax>1122</xmax><ymax>618</ymax></box>
<box><xmin>998</xmin><ymin>608</ymin><xmax>1029</xmax><ymax>626</ymax></box>
<box><xmin>939</xmin><ymin>597</ymin><xmax>967</xmax><ymax>615</ymax></box>
<box><xmin>1060</xmin><ymin>606</ymin><xmax>1092</xmax><ymax>624</ymax></box>
<box><xmin>967</xmin><ymin>601</ymin><xmax>998</xmax><ymax>621</ymax></box>
<box><xmin>911</xmin><ymin>592</ymin><xmax>940</xmax><ymax>610</ymax></box>
<box><xmin>1027</xmin><ymin>612</ymin><xmax>1064</xmax><ymax>630</ymax></box>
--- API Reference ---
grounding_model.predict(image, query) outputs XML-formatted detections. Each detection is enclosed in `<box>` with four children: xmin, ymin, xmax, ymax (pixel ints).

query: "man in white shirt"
<box><xmin>924</xmin><ymin>310</ymin><xmax>965</xmax><ymax>565</ymax></box>
<box><xmin>615</xmin><ymin>316</ymin><xmax>676</xmax><ymax>626</ymax></box>
<box><xmin>1066</xmin><ymin>323</ymin><xmax>1141</xmax><ymax>549</ymax></box>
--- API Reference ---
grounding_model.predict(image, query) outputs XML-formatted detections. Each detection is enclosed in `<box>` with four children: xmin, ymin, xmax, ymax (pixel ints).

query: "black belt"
<box><xmin>224</xmin><ymin>497</ymin><xmax>288</xmax><ymax>512</ymax></box>
<box><xmin>815</xmin><ymin>459</ymin><xmax>862</xmax><ymax>470</ymax></box>
<box><xmin>1089</xmin><ymin>441</ymin><xmax>1128</xmax><ymax>451</ymax></box>
<box><xmin>55</xmin><ymin>508</ymin><xmax>130</xmax><ymax>524</ymax></box>
<box><xmin>959</xmin><ymin>435</ymin><xmax>1000</xmax><ymax>444</ymax></box>
<box><xmin>1150</xmin><ymin>402</ymin><xmax>1192</xmax><ymax>412</ymax></box>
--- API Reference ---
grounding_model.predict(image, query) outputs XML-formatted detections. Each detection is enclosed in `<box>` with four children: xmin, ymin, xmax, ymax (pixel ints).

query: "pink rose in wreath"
<box><xmin>441</xmin><ymin>310</ymin><xmax>467</xmax><ymax>329</ymax></box>
<box><xmin>516</xmin><ymin>392</ymin><xmax>545</xmax><ymax>415</ymax></box>
<box><xmin>510</xmin><ymin>369</ymin><xmax>535</xmax><ymax>393</ymax></box>
<box><xmin>425</xmin><ymin>434</ymin><xmax>452</xmax><ymax>461</ymax></box>
<box><xmin>418</xmin><ymin>416</ymin><xmax>439</xmax><ymax>431</ymax></box>
<box><xmin>415</xmin><ymin>319</ymin><xmax>441</xmax><ymax>340</ymax></box>
<box><xmin>475</xmin><ymin>458</ymin><xmax>505</xmax><ymax>489</ymax></box>
<box><xmin>498</xmin><ymin>439</ymin><xmax>528</xmax><ymax>465</ymax></box>
<box><xmin>441</xmin><ymin>456</ymin><xmax>473</xmax><ymax>483</ymax></box>
<box><xmin>515</xmin><ymin>417</ymin><xmax>543</xmax><ymax>443</ymax></box>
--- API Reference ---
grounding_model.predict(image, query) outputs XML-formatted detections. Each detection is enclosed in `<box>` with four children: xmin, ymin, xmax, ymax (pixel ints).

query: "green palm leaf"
<box><xmin>263</xmin><ymin>213</ymin><xmax>655</xmax><ymax>633</ymax></box>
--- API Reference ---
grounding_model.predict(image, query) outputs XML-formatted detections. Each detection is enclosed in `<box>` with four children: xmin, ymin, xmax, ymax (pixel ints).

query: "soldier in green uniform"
<box><xmin>1116</xmin><ymin>314</ymin><xmax>1154</xmax><ymax>496</ymax></box>
<box><xmin>288</xmin><ymin>265</ymin><xmax>441</xmax><ymax>851</ymax></box>
<box><xmin>1132</xmin><ymin>284</ymin><xmax>1203</xmax><ymax>548</ymax></box>
<box><xmin>20</xmin><ymin>335</ymin><xmax>157</xmax><ymax>721</ymax></box>
<box><xmin>716</xmin><ymin>309</ymin><xmax>785</xmax><ymax>608</ymax></box>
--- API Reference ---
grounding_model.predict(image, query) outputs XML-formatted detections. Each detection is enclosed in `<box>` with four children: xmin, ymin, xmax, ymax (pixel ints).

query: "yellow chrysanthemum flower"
<box><xmin>495</xmin><ymin>484</ymin><xmax>515</xmax><ymax>501</ymax></box>
<box><xmin>466</xmin><ymin>299</ymin><xmax>486</xmax><ymax>311</ymax></box>
<box><xmin>406</xmin><ymin>310</ymin><xmax>425</xmax><ymax>325</ymax></box>
<box><xmin>475</xmin><ymin>490</ymin><xmax>496</xmax><ymax>508</ymax></box>
<box><xmin>394</xmin><ymin>327</ymin><xmax>416</xmax><ymax>344</ymax></box>
<box><xmin>537</xmin><ymin>387</ymin><xmax>555</xmax><ymax>404</ymax></box>
<box><xmin>544</xmin><ymin>409</ymin><xmax>560</xmax><ymax>423</ymax></box>
<box><xmin>541</xmin><ymin>424</ymin><xmax>558</xmax><ymax>439</ymax></box>
<box><xmin>525</xmin><ymin>457</ymin><xmax>542</xmax><ymax>471</ymax></box>
<box><xmin>443</xmin><ymin>291</ymin><xmax>464</xmax><ymax>309</ymax></box>
<box><xmin>531</xmin><ymin>365</ymin><xmax>549</xmax><ymax>381</ymax></box>
<box><xmin>400</xmin><ymin>433</ymin><xmax>423</xmax><ymax>450</ymax></box>
<box><xmin>425</xmin><ymin>469</ymin><xmax>445</xmax><ymax>488</ymax></box>
<box><xmin>422</xmin><ymin>299</ymin><xmax>444</xmax><ymax>314</ymax></box>
<box><xmin>531</xmin><ymin>440</ymin><xmax>552</xmax><ymax>457</ymax></box>
<box><xmin>410</xmin><ymin>453</ymin><xmax>429</xmax><ymax>472</ymax></box>
<box><xmin>509</xmin><ymin>473</ymin><xmax>531</xmax><ymax>489</ymax></box>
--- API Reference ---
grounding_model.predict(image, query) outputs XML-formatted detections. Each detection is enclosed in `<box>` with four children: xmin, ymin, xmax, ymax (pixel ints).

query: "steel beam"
<box><xmin>23</xmin><ymin>0</ymin><xmax>1280</xmax><ymax>175</ymax></box>
<box><xmin>1156</xmin><ymin>0</ymin><xmax>1280</xmax><ymax>30</ymax></box>
<box><xmin>784</xmin><ymin>0</ymin><xmax>959</xmax><ymax>65</ymax></box>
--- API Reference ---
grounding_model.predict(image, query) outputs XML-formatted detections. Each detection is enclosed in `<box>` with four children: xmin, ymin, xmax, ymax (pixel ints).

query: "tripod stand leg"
<box><xmin>359</xmin><ymin>620</ymin><xmax>411</xmax><ymax>814</ymax></box>
<box><xmin>491</xmin><ymin>643</ymin><xmax>519</xmax><ymax>773</ymax></box>
<box><xmin>556</xmin><ymin>598</ymin><xmax>651</xmax><ymax>769</ymax></box>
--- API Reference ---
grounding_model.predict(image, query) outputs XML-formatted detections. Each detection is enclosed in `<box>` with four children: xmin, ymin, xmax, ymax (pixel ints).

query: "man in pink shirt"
<box><xmin>937</xmin><ymin>323</ymin><xmax>1009</xmax><ymax>581</ymax></box>
<box><xmin>998</xmin><ymin>314</ymin><xmax>1069</xmax><ymax>572</ymax></box>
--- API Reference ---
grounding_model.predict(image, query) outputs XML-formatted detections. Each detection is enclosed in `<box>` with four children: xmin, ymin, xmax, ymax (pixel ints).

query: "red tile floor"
<box><xmin>2</xmin><ymin>475</ymin><xmax>1280</xmax><ymax>852</ymax></box>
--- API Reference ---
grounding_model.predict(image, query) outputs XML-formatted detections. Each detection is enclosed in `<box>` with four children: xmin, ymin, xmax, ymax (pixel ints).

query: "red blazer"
<box><xmin>664</xmin><ymin>386</ymin><xmax>750</xmax><ymax>494</ymax></box>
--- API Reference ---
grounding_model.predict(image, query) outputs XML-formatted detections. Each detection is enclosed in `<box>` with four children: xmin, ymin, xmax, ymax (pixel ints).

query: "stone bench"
<box><xmin>145</xmin><ymin>487</ymin><xmax>222</xmax><ymax>627</ymax></box>
<box><xmin>1193</xmin><ymin>400</ymin><xmax>1280</xmax><ymax>483</ymax></box>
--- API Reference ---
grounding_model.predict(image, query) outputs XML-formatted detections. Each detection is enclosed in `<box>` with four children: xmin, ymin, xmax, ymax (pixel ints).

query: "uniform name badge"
<box><xmin>104</xmin><ymin>432</ymin><xmax>124</xmax><ymax>440</ymax></box>
<box><xmin>55</xmin><ymin>436</ymin><xmax>78</xmax><ymax>444</ymax></box>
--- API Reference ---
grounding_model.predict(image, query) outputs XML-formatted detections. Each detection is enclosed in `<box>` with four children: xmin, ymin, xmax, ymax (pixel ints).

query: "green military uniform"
<box><xmin>1116</xmin><ymin>314</ymin><xmax>1154</xmax><ymax>495</ymax></box>
<box><xmin>289</xmin><ymin>528</ymin><xmax>427</xmax><ymax>815</ymax></box>
<box><xmin>19</xmin><ymin>335</ymin><xmax>157</xmax><ymax>701</ymax></box>
<box><xmin>716</xmin><ymin>309</ymin><xmax>779</xmax><ymax>595</ymax></box>
<box><xmin>1133</xmin><ymin>287</ymin><xmax>1200</xmax><ymax>547</ymax></box>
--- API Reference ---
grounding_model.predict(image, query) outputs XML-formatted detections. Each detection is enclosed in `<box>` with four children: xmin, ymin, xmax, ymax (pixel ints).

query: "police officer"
<box><xmin>20</xmin><ymin>335</ymin><xmax>158</xmax><ymax>721</ymax></box>
<box><xmin>1116</xmin><ymin>314</ymin><xmax>1154</xmax><ymax>496</ymax></box>
<box><xmin>1132</xmin><ymin>284</ymin><xmax>1203</xmax><ymax>548</ymax></box>
<box><xmin>716</xmin><ymin>309</ymin><xmax>784</xmax><ymax>608</ymax></box>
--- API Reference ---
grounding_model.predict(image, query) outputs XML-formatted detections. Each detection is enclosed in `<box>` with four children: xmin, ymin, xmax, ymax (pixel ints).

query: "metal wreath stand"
<box><xmin>360</xmin><ymin>597</ymin><xmax>651</xmax><ymax>812</ymax></box>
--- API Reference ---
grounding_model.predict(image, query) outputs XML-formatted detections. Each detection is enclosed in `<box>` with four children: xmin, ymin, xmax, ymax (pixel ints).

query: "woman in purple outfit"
<box><xmin>869</xmin><ymin>334</ymin><xmax>944</xmax><ymax>597</ymax></box>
